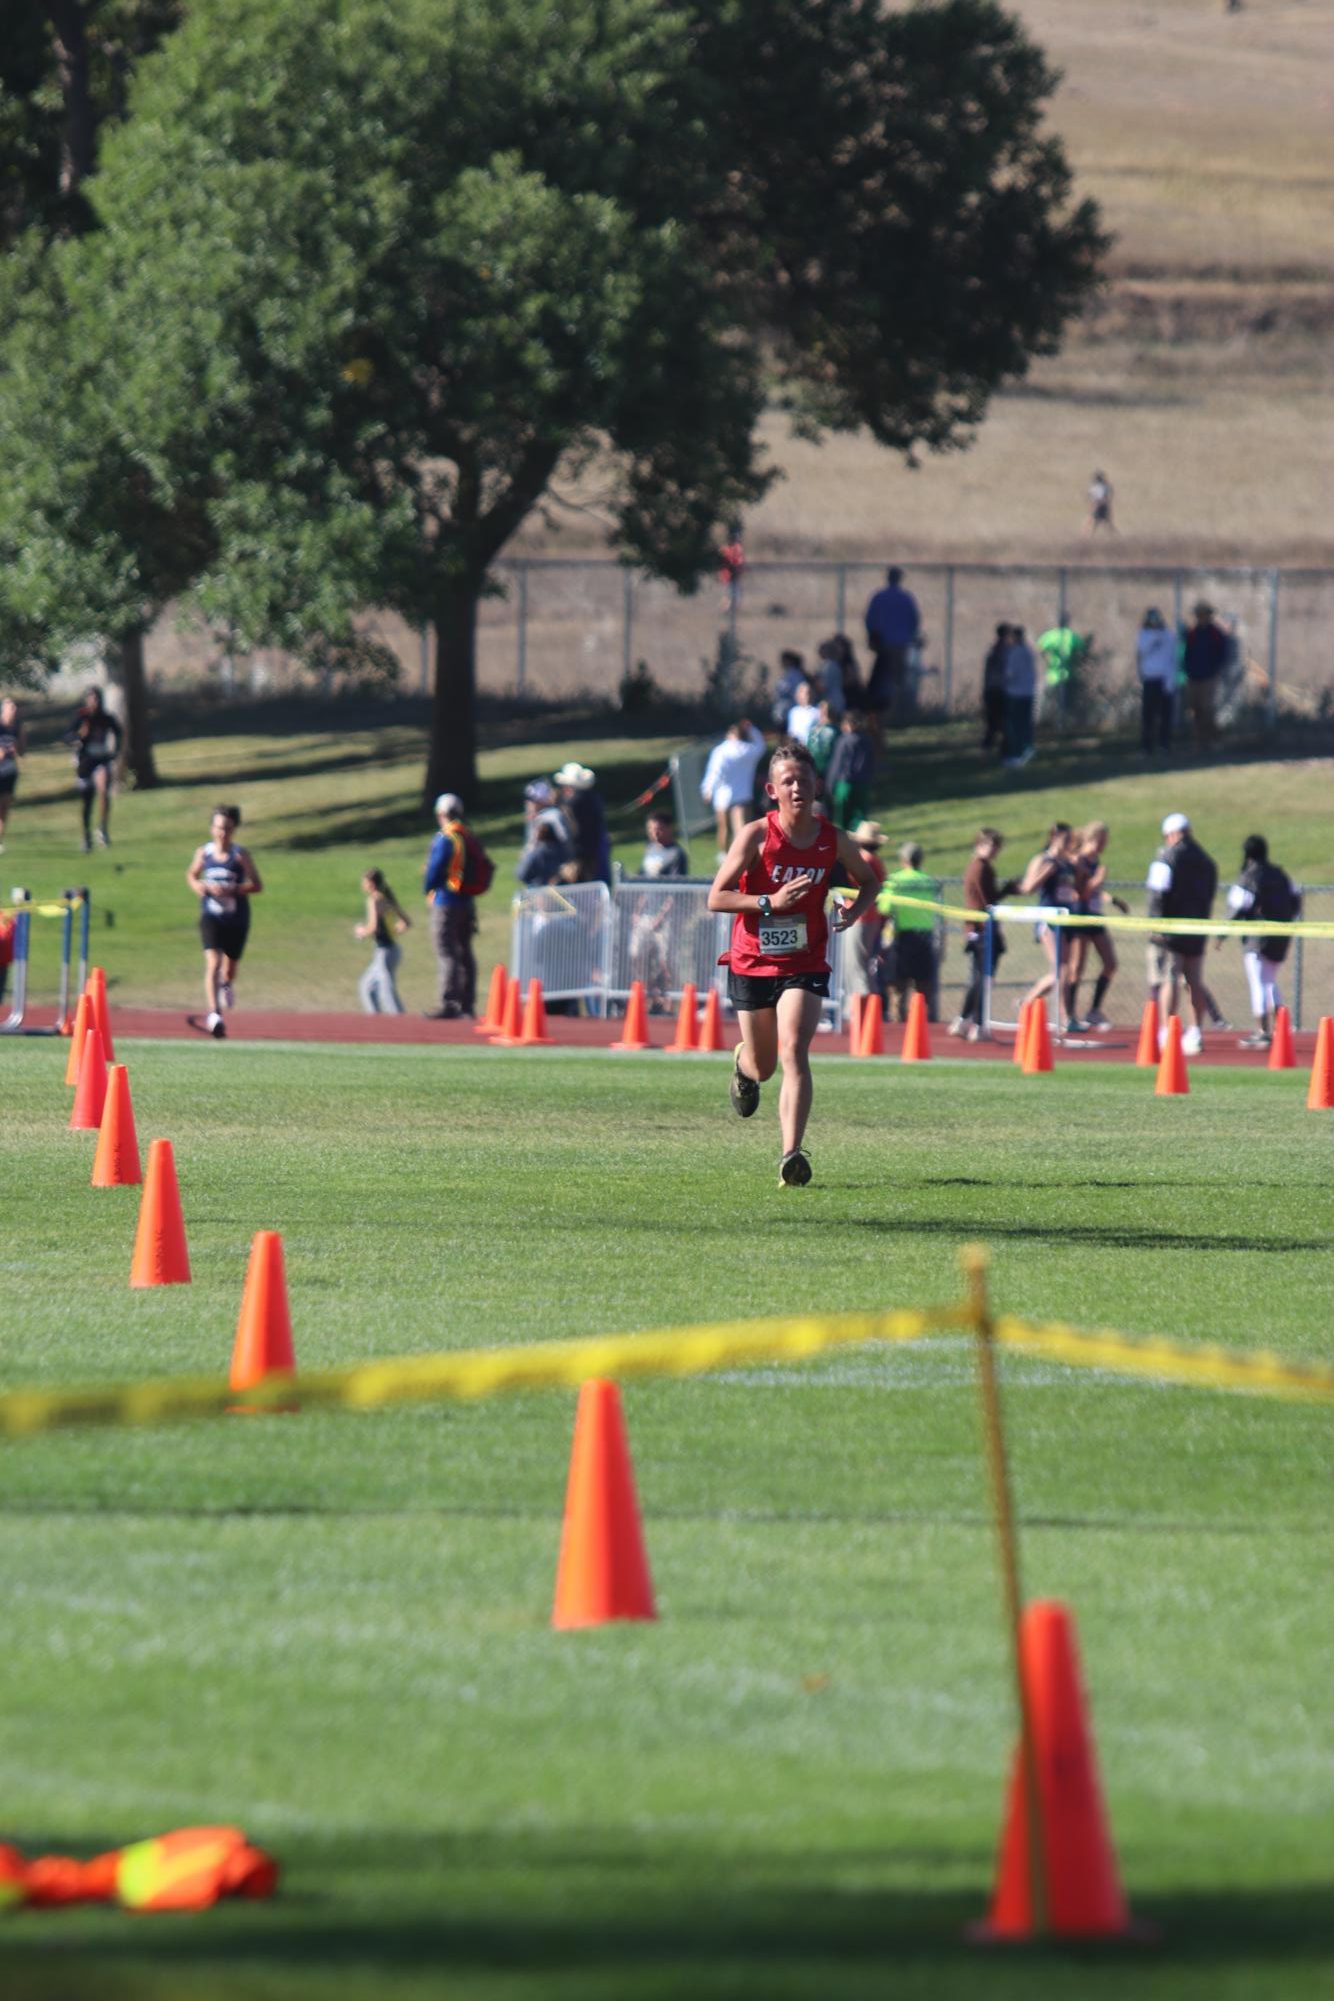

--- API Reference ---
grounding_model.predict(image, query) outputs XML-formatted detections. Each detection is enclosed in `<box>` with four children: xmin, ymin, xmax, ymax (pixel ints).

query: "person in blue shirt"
<box><xmin>863</xmin><ymin>567</ymin><xmax>920</xmax><ymax>730</ymax></box>
<box><xmin>422</xmin><ymin>791</ymin><xmax>476</xmax><ymax>1018</ymax></box>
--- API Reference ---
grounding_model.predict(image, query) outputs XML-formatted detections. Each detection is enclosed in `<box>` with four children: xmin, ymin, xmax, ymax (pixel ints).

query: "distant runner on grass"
<box><xmin>708</xmin><ymin>738</ymin><xmax>879</xmax><ymax>1188</ymax></box>
<box><xmin>186</xmin><ymin>804</ymin><xmax>263</xmax><ymax>1039</ymax></box>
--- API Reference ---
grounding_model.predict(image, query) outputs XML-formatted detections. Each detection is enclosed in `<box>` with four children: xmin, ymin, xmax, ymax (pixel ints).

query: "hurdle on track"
<box><xmin>0</xmin><ymin>888</ymin><xmax>89</xmax><ymax>1036</ymax></box>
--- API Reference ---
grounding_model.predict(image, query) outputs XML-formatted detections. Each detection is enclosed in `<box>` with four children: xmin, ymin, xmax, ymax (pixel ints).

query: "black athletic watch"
<box><xmin>758</xmin><ymin>895</ymin><xmax>773</xmax><ymax>920</ymax></box>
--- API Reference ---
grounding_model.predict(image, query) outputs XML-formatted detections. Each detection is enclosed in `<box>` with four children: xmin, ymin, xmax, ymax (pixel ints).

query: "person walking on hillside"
<box><xmin>355</xmin><ymin>868</ymin><xmax>412</xmax><ymax>1014</ymax></box>
<box><xmin>423</xmin><ymin>792</ymin><xmax>482</xmax><ymax>1018</ymax></box>
<box><xmin>709</xmin><ymin>738</ymin><xmax>879</xmax><ymax>1188</ymax></box>
<box><xmin>864</xmin><ymin>566</ymin><xmax>919</xmax><ymax>730</ymax></box>
<box><xmin>1136</xmin><ymin>606</ymin><xmax>1177</xmax><ymax>754</ymax></box>
<box><xmin>186</xmin><ymin>803</ymin><xmax>263</xmax><ymax>1039</ymax></box>
<box><xmin>1182</xmin><ymin>602</ymin><xmax>1227</xmax><ymax>751</ymax></box>
<box><xmin>1223</xmin><ymin>833</ymin><xmax>1301</xmax><ymax>1048</ymax></box>
<box><xmin>1085</xmin><ymin>470</ymin><xmax>1115</xmax><ymax>534</ymax></box>
<box><xmin>1146</xmin><ymin>812</ymin><xmax>1217</xmax><ymax>1053</ymax></box>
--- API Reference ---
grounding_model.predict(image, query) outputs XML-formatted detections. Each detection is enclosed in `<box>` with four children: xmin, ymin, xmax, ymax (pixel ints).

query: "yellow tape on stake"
<box><xmin>996</xmin><ymin>1316</ymin><xmax>1334</xmax><ymax>1404</ymax></box>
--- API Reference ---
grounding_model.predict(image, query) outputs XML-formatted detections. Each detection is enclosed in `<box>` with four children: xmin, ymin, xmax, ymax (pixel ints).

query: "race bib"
<box><xmin>758</xmin><ymin>915</ymin><xmax>807</xmax><ymax>956</ymax></box>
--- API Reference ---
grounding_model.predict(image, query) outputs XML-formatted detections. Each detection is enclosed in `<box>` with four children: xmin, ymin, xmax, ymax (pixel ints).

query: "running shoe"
<box><xmin>207</xmin><ymin>1011</ymin><xmax>226</xmax><ymax>1040</ymax></box>
<box><xmin>1086</xmin><ymin>1008</ymin><xmax>1112</xmax><ymax>1031</ymax></box>
<box><xmin>778</xmin><ymin>1149</ymin><xmax>812</xmax><ymax>1188</ymax></box>
<box><xmin>730</xmin><ymin>1044</ymin><xmax>760</xmax><ymax>1118</ymax></box>
<box><xmin>1064</xmin><ymin>1017</ymin><xmax>1092</xmax><ymax>1035</ymax></box>
<box><xmin>95</xmin><ymin>828</ymin><xmax>110</xmax><ymax>848</ymax></box>
<box><xmin>219</xmin><ymin>980</ymin><xmax>235</xmax><ymax>1011</ymax></box>
<box><xmin>1239</xmin><ymin>1030</ymin><xmax>1271</xmax><ymax>1049</ymax></box>
<box><xmin>1181</xmin><ymin>1025</ymin><xmax>1203</xmax><ymax>1056</ymax></box>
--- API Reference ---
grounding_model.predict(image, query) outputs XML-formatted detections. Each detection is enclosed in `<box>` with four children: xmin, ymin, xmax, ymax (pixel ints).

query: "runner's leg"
<box><xmin>737</xmin><ymin>1005</ymin><xmax>778</xmax><ymax>1085</ymax></box>
<box><xmin>775</xmin><ymin>985</ymin><xmax>823</xmax><ymax>1156</ymax></box>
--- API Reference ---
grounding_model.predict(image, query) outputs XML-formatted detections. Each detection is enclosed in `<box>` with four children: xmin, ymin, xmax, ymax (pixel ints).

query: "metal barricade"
<box><xmin>509</xmin><ymin>882</ymin><xmax>611</xmax><ymax>1013</ymax></box>
<box><xmin>1</xmin><ymin>887</ymin><xmax>89</xmax><ymax>1036</ymax></box>
<box><xmin>609</xmin><ymin>879</ymin><xmax>731</xmax><ymax>1012</ymax></box>
<box><xmin>669</xmin><ymin>742</ymin><xmax>725</xmax><ymax>843</ymax></box>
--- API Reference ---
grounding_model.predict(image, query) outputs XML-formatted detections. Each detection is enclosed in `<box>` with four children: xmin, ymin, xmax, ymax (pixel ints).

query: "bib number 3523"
<box><xmin>758</xmin><ymin>915</ymin><xmax>807</xmax><ymax>956</ymax></box>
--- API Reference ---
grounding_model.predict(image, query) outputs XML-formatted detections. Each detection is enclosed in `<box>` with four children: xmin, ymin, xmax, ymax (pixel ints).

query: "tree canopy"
<box><xmin>3</xmin><ymin>0</ymin><xmax>1106</xmax><ymax>797</ymax></box>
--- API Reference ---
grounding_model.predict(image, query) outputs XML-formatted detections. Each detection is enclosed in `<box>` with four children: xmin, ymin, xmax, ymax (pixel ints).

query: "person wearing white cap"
<box><xmin>422</xmin><ymin>792</ymin><xmax>482</xmax><ymax>1018</ymax></box>
<box><xmin>555</xmin><ymin>763</ymin><xmax>610</xmax><ymax>884</ymax></box>
<box><xmin>1146</xmin><ymin>813</ymin><xmax>1217</xmax><ymax>1054</ymax></box>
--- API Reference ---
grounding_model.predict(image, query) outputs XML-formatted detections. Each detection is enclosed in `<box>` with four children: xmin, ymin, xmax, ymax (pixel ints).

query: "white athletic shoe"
<box><xmin>1086</xmin><ymin>1008</ymin><xmax>1111</xmax><ymax>1031</ymax></box>
<box><xmin>1181</xmin><ymin>1025</ymin><xmax>1203</xmax><ymax>1056</ymax></box>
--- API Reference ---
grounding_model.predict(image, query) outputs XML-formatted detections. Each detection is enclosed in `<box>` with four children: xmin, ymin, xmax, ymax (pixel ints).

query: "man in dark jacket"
<box><xmin>1146</xmin><ymin>812</ymin><xmax>1217</xmax><ymax>1052</ymax></box>
<box><xmin>1181</xmin><ymin>602</ymin><xmax>1228</xmax><ymax>751</ymax></box>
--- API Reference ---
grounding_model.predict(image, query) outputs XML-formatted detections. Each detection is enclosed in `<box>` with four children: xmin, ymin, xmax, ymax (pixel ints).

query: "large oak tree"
<box><xmin>15</xmin><ymin>0</ymin><xmax>1105</xmax><ymax>799</ymax></box>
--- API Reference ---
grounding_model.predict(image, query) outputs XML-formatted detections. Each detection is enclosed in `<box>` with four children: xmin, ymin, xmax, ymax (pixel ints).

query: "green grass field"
<box><xmin>2</xmin><ymin>1035</ymin><xmax>1330</xmax><ymax>1999</ymax></box>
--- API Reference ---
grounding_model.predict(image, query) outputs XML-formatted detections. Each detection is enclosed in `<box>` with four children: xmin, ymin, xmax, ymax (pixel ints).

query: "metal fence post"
<box><xmin>1266</xmin><ymin>567</ymin><xmax>1280</xmax><ymax>727</ymax></box>
<box><xmin>836</xmin><ymin>563</ymin><xmax>847</xmax><ymax>634</ymax></box>
<box><xmin>943</xmin><ymin>567</ymin><xmax>955</xmax><ymax>713</ymax></box>
<box><xmin>623</xmin><ymin>569</ymin><xmax>635</xmax><ymax>684</ymax></box>
<box><xmin>516</xmin><ymin>561</ymin><xmax>528</xmax><ymax>698</ymax></box>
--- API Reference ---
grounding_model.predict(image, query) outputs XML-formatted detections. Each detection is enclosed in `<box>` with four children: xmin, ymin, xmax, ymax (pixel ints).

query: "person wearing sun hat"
<box><xmin>554</xmin><ymin>762</ymin><xmax>610</xmax><ymax>883</ymax></box>
<box><xmin>843</xmin><ymin>820</ymin><xmax>888</xmax><ymax>1007</ymax></box>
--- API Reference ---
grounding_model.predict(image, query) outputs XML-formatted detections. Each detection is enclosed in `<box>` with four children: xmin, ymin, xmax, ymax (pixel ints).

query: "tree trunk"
<box><xmin>424</xmin><ymin>577</ymin><xmax>480</xmax><ymax>807</ymax></box>
<box><xmin>108</xmin><ymin>626</ymin><xmax>160</xmax><ymax>789</ymax></box>
<box><xmin>45</xmin><ymin>0</ymin><xmax>97</xmax><ymax>197</ymax></box>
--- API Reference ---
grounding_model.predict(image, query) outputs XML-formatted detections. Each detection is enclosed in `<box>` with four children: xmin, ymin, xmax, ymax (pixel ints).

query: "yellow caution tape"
<box><xmin>0</xmin><ymin>1298</ymin><xmax>1329</xmax><ymax>1439</ymax></box>
<box><xmin>990</xmin><ymin>902</ymin><xmax>1334</xmax><ymax>939</ymax></box>
<box><xmin>24</xmin><ymin>898</ymin><xmax>85</xmax><ymax>918</ymax></box>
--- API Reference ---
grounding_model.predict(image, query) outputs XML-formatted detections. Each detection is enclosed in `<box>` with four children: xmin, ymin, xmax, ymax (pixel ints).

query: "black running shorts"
<box><xmin>726</xmin><ymin>968</ymin><xmax>830</xmax><ymax>1011</ymax></box>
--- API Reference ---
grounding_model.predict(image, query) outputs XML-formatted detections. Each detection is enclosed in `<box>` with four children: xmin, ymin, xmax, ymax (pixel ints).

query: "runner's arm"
<box><xmin>707</xmin><ymin>821</ymin><xmax>773</xmax><ymax>914</ymax></box>
<box><xmin>236</xmin><ymin>847</ymin><xmax>263</xmax><ymax>896</ymax></box>
<box><xmin>185</xmin><ymin>847</ymin><xmax>207</xmax><ymax>897</ymax></box>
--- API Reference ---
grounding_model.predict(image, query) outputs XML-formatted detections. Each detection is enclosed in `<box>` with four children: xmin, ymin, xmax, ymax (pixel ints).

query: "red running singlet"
<box><xmin>726</xmin><ymin>812</ymin><xmax>839</xmax><ymax>977</ymax></box>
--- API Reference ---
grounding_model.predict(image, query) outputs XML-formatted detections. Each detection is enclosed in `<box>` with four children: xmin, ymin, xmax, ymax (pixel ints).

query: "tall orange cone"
<box><xmin>697</xmin><ymin>987</ymin><xmax>725</xmax><ymax>1053</ymax></box>
<box><xmin>977</xmin><ymin>1600</ymin><xmax>1134</xmax><ymax>1940</ymax></box>
<box><xmin>901</xmin><ymin>991</ymin><xmax>932</xmax><ymax>1062</ymax></box>
<box><xmin>513</xmin><ymin>979</ymin><xmax>554</xmax><ymax>1047</ymax></box>
<box><xmin>552</xmin><ymin>1380</ymin><xmax>657</xmax><ymax>1629</ymax></box>
<box><xmin>129</xmin><ymin>1139</ymin><xmax>191</xmax><ymax>1287</ymax></box>
<box><xmin>92</xmin><ymin>1065</ymin><xmax>142</xmax><ymax>1187</ymax></box>
<box><xmin>1306</xmin><ymin>1016</ymin><xmax>1334</xmax><ymax>1109</ymax></box>
<box><xmin>474</xmin><ymin>963</ymin><xmax>508</xmax><ymax>1035</ymax></box>
<box><xmin>1155</xmin><ymin>1014</ymin><xmax>1189</xmax><ymax>1096</ymax></box>
<box><xmin>1013</xmin><ymin>999</ymin><xmax>1033</xmax><ymax>1067</ymax></box>
<box><xmin>489</xmin><ymin>975</ymin><xmax>523</xmax><ymax>1043</ymax></box>
<box><xmin>848</xmin><ymin>993</ymin><xmax>867</xmax><ymax>1054</ymax></box>
<box><xmin>859</xmin><ymin>995</ymin><xmax>885</xmax><ymax>1057</ymax></box>
<box><xmin>610</xmin><ymin>980</ymin><xmax>652</xmax><ymax>1052</ymax></box>
<box><xmin>1134</xmin><ymin>1001</ymin><xmax>1159</xmax><ymax>1068</ymax></box>
<box><xmin>85</xmin><ymin>966</ymin><xmax>114</xmax><ymax>1063</ymax></box>
<box><xmin>1023</xmin><ymin>1003</ymin><xmax>1054</xmax><ymax>1075</ymax></box>
<box><xmin>1267</xmin><ymin>1005</ymin><xmax>1295</xmax><ymax>1071</ymax></box>
<box><xmin>65</xmin><ymin>993</ymin><xmax>93</xmax><ymax>1085</ymax></box>
<box><xmin>229</xmin><ymin>1230</ymin><xmax>297</xmax><ymax>1405</ymax></box>
<box><xmin>68</xmin><ymin>1027</ymin><xmax>108</xmax><ymax>1130</ymax></box>
<box><xmin>665</xmin><ymin>983</ymin><xmax>698</xmax><ymax>1053</ymax></box>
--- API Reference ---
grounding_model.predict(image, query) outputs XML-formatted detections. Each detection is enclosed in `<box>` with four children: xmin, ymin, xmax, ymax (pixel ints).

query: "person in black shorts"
<box><xmin>186</xmin><ymin>804</ymin><xmax>263</xmax><ymax>1038</ymax></box>
<box><xmin>65</xmin><ymin>686</ymin><xmax>122</xmax><ymax>851</ymax></box>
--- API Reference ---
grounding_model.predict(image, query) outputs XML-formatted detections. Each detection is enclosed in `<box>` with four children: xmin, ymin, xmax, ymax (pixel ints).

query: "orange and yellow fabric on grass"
<box><xmin>0</xmin><ymin>1825</ymin><xmax>277</xmax><ymax>1911</ymax></box>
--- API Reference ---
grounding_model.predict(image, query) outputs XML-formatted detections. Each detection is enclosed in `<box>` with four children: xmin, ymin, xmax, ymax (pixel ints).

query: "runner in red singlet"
<box><xmin>708</xmin><ymin>738</ymin><xmax>880</xmax><ymax>1186</ymax></box>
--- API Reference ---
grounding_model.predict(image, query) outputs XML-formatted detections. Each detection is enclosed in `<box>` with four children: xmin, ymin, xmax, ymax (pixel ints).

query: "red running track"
<box><xmin>14</xmin><ymin>1005</ymin><xmax>1317</xmax><ymax>1068</ymax></box>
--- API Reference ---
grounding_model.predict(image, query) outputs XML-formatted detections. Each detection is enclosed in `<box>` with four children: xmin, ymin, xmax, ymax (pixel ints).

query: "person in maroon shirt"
<box><xmin>950</xmin><ymin>828</ymin><xmax>1021</xmax><ymax>1040</ymax></box>
<box><xmin>709</xmin><ymin>739</ymin><xmax>878</xmax><ymax>1187</ymax></box>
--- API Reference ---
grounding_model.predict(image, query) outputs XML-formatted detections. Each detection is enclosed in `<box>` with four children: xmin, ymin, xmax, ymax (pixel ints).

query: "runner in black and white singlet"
<box><xmin>65</xmin><ymin>686</ymin><xmax>122</xmax><ymax>851</ymax></box>
<box><xmin>1017</xmin><ymin>822</ymin><xmax>1081</xmax><ymax>1030</ymax></box>
<box><xmin>186</xmin><ymin>805</ymin><xmax>263</xmax><ymax>1038</ymax></box>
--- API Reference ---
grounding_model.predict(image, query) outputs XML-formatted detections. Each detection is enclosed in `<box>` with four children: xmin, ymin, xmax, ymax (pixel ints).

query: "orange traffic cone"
<box><xmin>697</xmin><ymin>987</ymin><xmax>725</xmax><ymax>1053</ymax></box>
<box><xmin>92</xmin><ymin>1065</ymin><xmax>142</xmax><ymax>1187</ymax></box>
<box><xmin>665</xmin><ymin>983</ymin><xmax>699</xmax><ymax>1054</ymax></box>
<box><xmin>69</xmin><ymin>1027</ymin><xmax>108</xmax><ymax>1130</ymax></box>
<box><xmin>1134</xmin><ymin>1001</ymin><xmax>1159</xmax><ymax>1068</ymax></box>
<box><xmin>513</xmin><ymin>979</ymin><xmax>554</xmax><ymax>1047</ymax></box>
<box><xmin>129</xmin><ymin>1139</ymin><xmax>191</xmax><ymax>1287</ymax></box>
<box><xmin>474</xmin><ymin>963</ymin><xmax>508</xmax><ymax>1035</ymax></box>
<box><xmin>85</xmin><ymin>966</ymin><xmax>114</xmax><ymax>1063</ymax></box>
<box><xmin>976</xmin><ymin>1600</ymin><xmax>1134</xmax><ymax>1940</ymax></box>
<box><xmin>1023</xmin><ymin>1004</ymin><xmax>1054</xmax><ymax>1075</ymax></box>
<box><xmin>848</xmin><ymin>994</ymin><xmax>867</xmax><ymax>1054</ymax></box>
<box><xmin>1307</xmin><ymin>1016</ymin><xmax>1334</xmax><ymax>1109</ymax></box>
<box><xmin>65</xmin><ymin>993</ymin><xmax>93</xmax><ymax>1085</ymax></box>
<box><xmin>610</xmin><ymin>980</ymin><xmax>652</xmax><ymax>1052</ymax></box>
<box><xmin>859</xmin><ymin>996</ymin><xmax>885</xmax><ymax>1057</ymax></box>
<box><xmin>552</xmin><ymin>1380</ymin><xmax>657</xmax><ymax>1630</ymax></box>
<box><xmin>1013</xmin><ymin>999</ymin><xmax>1033</xmax><ymax>1067</ymax></box>
<box><xmin>901</xmin><ymin>991</ymin><xmax>932</xmax><ymax>1062</ymax></box>
<box><xmin>1268</xmin><ymin>1005</ymin><xmax>1295</xmax><ymax>1071</ymax></box>
<box><xmin>1154</xmin><ymin>1015</ymin><xmax>1188</xmax><ymax>1096</ymax></box>
<box><xmin>229</xmin><ymin>1230</ymin><xmax>297</xmax><ymax>1405</ymax></box>
<box><xmin>489</xmin><ymin>976</ymin><xmax>523</xmax><ymax>1043</ymax></box>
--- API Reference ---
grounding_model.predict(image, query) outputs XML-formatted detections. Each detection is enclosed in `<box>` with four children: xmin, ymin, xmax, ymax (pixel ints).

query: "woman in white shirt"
<box><xmin>700</xmin><ymin>719</ymin><xmax>766</xmax><ymax>854</ymax></box>
<box><xmin>1136</xmin><ymin>607</ymin><xmax>1177</xmax><ymax>754</ymax></box>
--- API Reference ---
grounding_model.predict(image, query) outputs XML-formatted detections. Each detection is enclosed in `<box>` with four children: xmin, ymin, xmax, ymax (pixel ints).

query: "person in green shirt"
<box><xmin>805</xmin><ymin>701</ymin><xmax>839</xmax><ymax>779</ymax></box>
<box><xmin>877</xmin><ymin>842</ymin><xmax>940</xmax><ymax>1021</ymax></box>
<box><xmin>1036</xmin><ymin>621</ymin><xmax>1090</xmax><ymax>716</ymax></box>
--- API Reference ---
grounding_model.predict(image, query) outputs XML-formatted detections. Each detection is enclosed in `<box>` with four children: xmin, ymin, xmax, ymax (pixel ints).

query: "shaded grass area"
<box><xmin>0</xmin><ymin>1042</ymin><xmax>1331</xmax><ymax>1997</ymax></box>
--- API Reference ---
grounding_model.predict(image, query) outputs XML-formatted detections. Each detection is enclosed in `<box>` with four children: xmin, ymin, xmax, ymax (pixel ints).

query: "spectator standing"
<box><xmin>423</xmin><ymin>792</ymin><xmax>481</xmax><ymax>1018</ymax></box>
<box><xmin>1136</xmin><ymin>607</ymin><xmax>1177</xmax><ymax>755</ymax></box>
<box><xmin>878</xmin><ymin>841</ymin><xmax>940</xmax><ymax>1021</ymax></box>
<box><xmin>844</xmin><ymin>821</ymin><xmax>887</xmax><ymax>1008</ymax></box>
<box><xmin>355</xmin><ymin>868</ymin><xmax>411</xmax><ymax>1014</ymax></box>
<box><xmin>1224</xmin><ymin>834</ymin><xmax>1301</xmax><ymax>1048</ymax></box>
<box><xmin>1146</xmin><ymin>812</ymin><xmax>1218</xmax><ymax>1053</ymax></box>
<box><xmin>1002</xmin><ymin>626</ymin><xmax>1038</xmax><ymax>766</ymax></box>
<box><xmin>785</xmin><ymin>681</ymin><xmax>820</xmax><ymax>746</ymax></box>
<box><xmin>640</xmin><ymin>810</ymin><xmax>689</xmax><ymax>880</ymax></box>
<box><xmin>771</xmin><ymin>650</ymin><xmax>805</xmax><ymax>731</ymax></box>
<box><xmin>981</xmin><ymin>625</ymin><xmax>1009</xmax><ymax>753</ymax></box>
<box><xmin>65</xmin><ymin>686</ymin><xmax>122</xmax><ymax>851</ymax></box>
<box><xmin>555</xmin><ymin>762</ymin><xmax>611</xmax><ymax>884</ymax></box>
<box><xmin>1085</xmin><ymin>469</ymin><xmax>1115</xmax><ymax>533</ymax></box>
<box><xmin>1181</xmin><ymin>602</ymin><xmax>1227</xmax><ymax>751</ymax></box>
<box><xmin>700</xmin><ymin>720</ymin><xmax>766</xmax><ymax>853</ymax></box>
<box><xmin>824</xmin><ymin>710</ymin><xmax>876</xmax><ymax>830</ymax></box>
<box><xmin>806</xmin><ymin>701</ymin><xmax>839</xmax><ymax>782</ymax></box>
<box><xmin>864</xmin><ymin>566</ymin><xmax>920</xmax><ymax>729</ymax></box>
<box><xmin>0</xmin><ymin>698</ymin><xmax>26</xmax><ymax>852</ymax></box>
<box><xmin>814</xmin><ymin>637</ymin><xmax>846</xmax><ymax>718</ymax></box>
<box><xmin>516</xmin><ymin>821</ymin><xmax>566</xmax><ymax>888</ymax></box>
<box><xmin>828</xmin><ymin>633</ymin><xmax>864</xmax><ymax>711</ymax></box>
<box><xmin>951</xmin><ymin>828</ymin><xmax>1021</xmax><ymax>1040</ymax></box>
